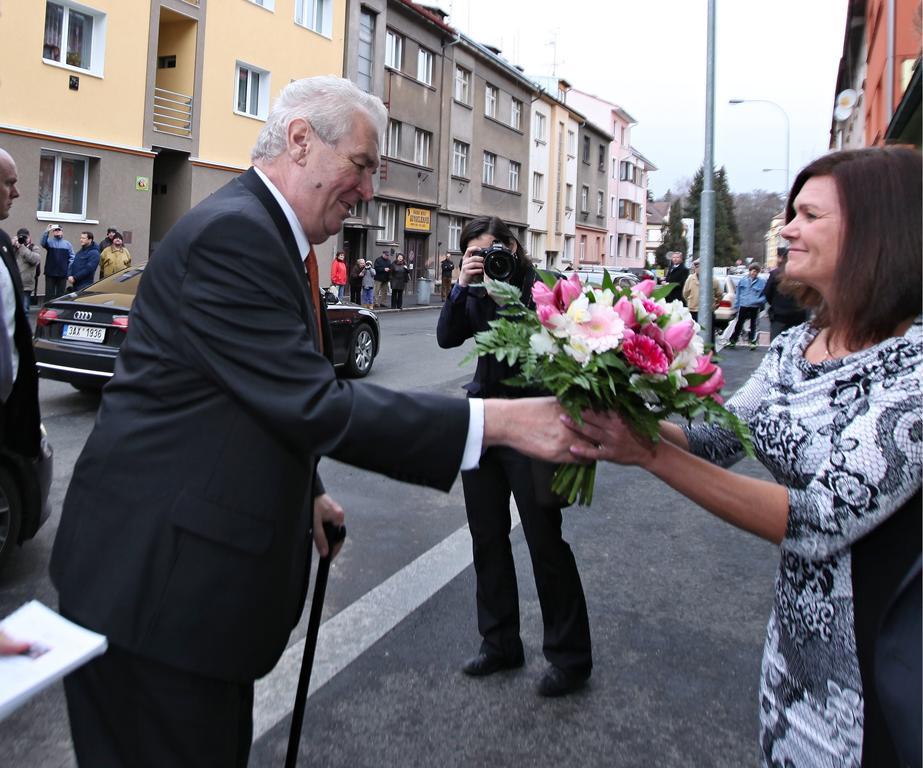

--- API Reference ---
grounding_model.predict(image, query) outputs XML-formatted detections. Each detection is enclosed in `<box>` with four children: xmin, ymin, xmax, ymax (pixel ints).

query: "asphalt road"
<box><xmin>1</xmin><ymin>306</ymin><xmax>778</xmax><ymax>767</ymax></box>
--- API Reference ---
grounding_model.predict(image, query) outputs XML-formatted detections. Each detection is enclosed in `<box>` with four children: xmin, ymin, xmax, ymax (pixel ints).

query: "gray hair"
<box><xmin>251</xmin><ymin>76</ymin><xmax>388</xmax><ymax>163</ymax></box>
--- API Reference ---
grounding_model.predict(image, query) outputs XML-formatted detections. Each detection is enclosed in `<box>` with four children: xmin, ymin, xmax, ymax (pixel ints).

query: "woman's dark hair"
<box><xmin>459</xmin><ymin>216</ymin><xmax>527</xmax><ymax>258</ymax></box>
<box><xmin>782</xmin><ymin>145</ymin><xmax>921</xmax><ymax>348</ymax></box>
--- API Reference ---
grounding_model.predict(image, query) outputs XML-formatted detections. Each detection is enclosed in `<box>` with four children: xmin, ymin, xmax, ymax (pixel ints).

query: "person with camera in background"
<box><xmin>437</xmin><ymin>216</ymin><xmax>593</xmax><ymax>698</ymax></box>
<box><xmin>14</xmin><ymin>227</ymin><xmax>40</xmax><ymax>313</ymax></box>
<box><xmin>41</xmin><ymin>223</ymin><xmax>74</xmax><ymax>302</ymax></box>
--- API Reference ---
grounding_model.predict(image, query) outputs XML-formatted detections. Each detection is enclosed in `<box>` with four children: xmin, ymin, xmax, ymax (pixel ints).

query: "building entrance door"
<box><xmin>404</xmin><ymin>234</ymin><xmax>429</xmax><ymax>286</ymax></box>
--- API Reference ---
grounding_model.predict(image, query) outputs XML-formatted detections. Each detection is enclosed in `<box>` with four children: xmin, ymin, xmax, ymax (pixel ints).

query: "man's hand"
<box><xmin>0</xmin><ymin>630</ymin><xmax>30</xmax><ymax>656</ymax></box>
<box><xmin>312</xmin><ymin>493</ymin><xmax>345</xmax><ymax>559</ymax></box>
<box><xmin>482</xmin><ymin>397</ymin><xmax>594</xmax><ymax>464</ymax></box>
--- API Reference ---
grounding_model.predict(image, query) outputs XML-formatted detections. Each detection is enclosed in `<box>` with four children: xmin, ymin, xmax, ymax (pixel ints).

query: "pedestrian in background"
<box><xmin>682</xmin><ymin>258</ymin><xmax>721</xmax><ymax>323</ymax></box>
<box><xmin>440</xmin><ymin>252</ymin><xmax>455</xmax><ymax>300</ymax></box>
<box><xmin>330</xmin><ymin>250</ymin><xmax>347</xmax><ymax>300</ymax></box>
<box><xmin>359</xmin><ymin>257</ymin><xmax>375</xmax><ymax>308</ymax></box>
<box><xmin>14</xmin><ymin>227</ymin><xmax>40</xmax><ymax>312</ymax></box>
<box><xmin>98</xmin><ymin>226</ymin><xmax>118</xmax><ymax>254</ymax></box>
<box><xmin>99</xmin><ymin>233</ymin><xmax>132</xmax><ymax>279</ymax></box>
<box><xmin>389</xmin><ymin>253</ymin><xmax>409</xmax><ymax>310</ymax></box>
<box><xmin>40</xmin><ymin>223</ymin><xmax>74</xmax><ymax>302</ymax></box>
<box><xmin>373</xmin><ymin>250</ymin><xmax>391</xmax><ymax>308</ymax></box>
<box><xmin>727</xmin><ymin>263</ymin><xmax>766</xmax><ymax>349</ymax></box>
<box><xmin>663</xmin><ymin>251</ymin><xmax>689</xmax><ymax>304</ymax></box>
<box><xmin>348</xmin><ymin>256</ymin><xmax>364</xmax><ymax>304</ymax></box>
<box><xmin>67</xmin><ymin>231</ymin><xmax>100</xmax><ymax>292</ymax></box>
<box><xmin>765</xmin><ymin>247</ymin><xmax>808</xmax><ymax>340</ymax></box>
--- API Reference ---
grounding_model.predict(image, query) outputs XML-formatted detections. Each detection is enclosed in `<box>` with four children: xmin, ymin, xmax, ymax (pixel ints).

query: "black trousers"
<box><xmin>63</xmin><ymin>643</ymin><xmax>254</xmax><ymax>768</ymax></box>
<box><xmin>349</xmin><ymin>282</ymin><xmax>361</xmax><ymax>304</ymax></box>
<box><xmin>390</xmin><ymin>288</ymin><xmax>404</xmax><ymax>309</ymax></box>
<box><xmin>45</xmin><ymin>275</ymin><xmax>68</xmax><ymax>303</ymax></box>
<box><xmin>729</xmin><ymin>305</ymin><xmax>760</xmax><ymax>344</ymax></box>
<box><xmin>461</xmin><ymin>446</ymin><xmax>592</xmax><ymax>673</ymax></box>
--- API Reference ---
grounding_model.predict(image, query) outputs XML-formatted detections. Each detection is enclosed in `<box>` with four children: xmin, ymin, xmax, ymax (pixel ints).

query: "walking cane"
<box><xmin>284</xmin><ymin>521</ymin><xmax>346</xmax><ymax>768</ymax></box>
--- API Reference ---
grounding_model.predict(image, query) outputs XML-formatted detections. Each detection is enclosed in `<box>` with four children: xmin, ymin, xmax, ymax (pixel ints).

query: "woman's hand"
<box><xmin>563</xmin><ymin>410</ymin><xmax>658</xmax><ymax>468</ymax></box>
<box><xmin>456</xmin><ymin>245</ymin><xmax>485</xmax><ymax>288</ymax></box>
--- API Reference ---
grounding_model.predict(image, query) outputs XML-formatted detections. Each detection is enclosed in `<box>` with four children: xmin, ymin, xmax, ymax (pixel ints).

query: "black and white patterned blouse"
<box><xmin>684</xmin><ymin>317</ymin><xmax>922</xmax><ymax>767</ymax></box>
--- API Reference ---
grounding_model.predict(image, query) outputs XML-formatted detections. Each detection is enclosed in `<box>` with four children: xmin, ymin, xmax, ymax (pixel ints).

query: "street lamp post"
<box><xmin>729</xmin><ymin>98</ymin><xmax>790</xmax><ymax>192</ymax></box>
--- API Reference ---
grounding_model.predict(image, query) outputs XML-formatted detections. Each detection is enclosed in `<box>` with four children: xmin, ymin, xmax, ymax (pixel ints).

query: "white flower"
<box><xmin>564</xmin><ymin>337</ymin><xmax>591</xmax><ymax>364</ymax></box>
<box><xmin>529</xmin><ymin>329</ymin><xmax>557</xmax><ymax>357</ymax></box>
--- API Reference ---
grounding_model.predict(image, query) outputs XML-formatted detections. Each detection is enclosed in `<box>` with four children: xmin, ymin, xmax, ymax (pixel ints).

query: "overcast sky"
<box><xmin>442</xmin><ymin>0</ymin><xmax>849</xmax><ymax>196</ymax></box>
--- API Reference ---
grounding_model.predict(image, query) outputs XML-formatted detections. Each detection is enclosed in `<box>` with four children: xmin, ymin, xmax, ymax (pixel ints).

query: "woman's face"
<box><xmin>464</xmin><ymin>233</ymin><xmax>517</xmax><ymax>253</ymax></box>
<box><xmin>780</xmin><ymin>175</ymin><xmax>843</xmax><ymax>297</ymax></box>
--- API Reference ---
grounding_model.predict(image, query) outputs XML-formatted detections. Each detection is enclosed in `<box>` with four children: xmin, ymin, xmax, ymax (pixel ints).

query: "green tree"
<box><xmin>654</xmin><ymin>197</ymin><xmax>687</xmax><ymax>269</ymax></box>
<box><xmin>683</xmin><ymin>165</ymin><xmax>742</xmax><ymax>266</ymax></box>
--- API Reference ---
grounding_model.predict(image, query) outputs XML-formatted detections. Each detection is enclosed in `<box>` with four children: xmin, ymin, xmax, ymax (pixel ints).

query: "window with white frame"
<box><xmin>235</xmin><ymin>62</ymin><xmax>270</xmax><ymax>119</ymax></box>
<box><xmin>249</xmin><ymin>0</ymin><xmax>275</xmax><ymax>9</ymax></box>
<box><xmin>510</xmin><ymin>98</ymin><xmax>522</xmax><ymax>130</ymax></box>
<box><xmin>533</xmin><ymin>112</ymin><xmax>547</xmax><ymax>141</ymax></box>
<box><xmin>42</xmin><ymin>1</ymin><xmax>106</xmax><ymax>75</ymax></box>
<box><xmin>38</xmin><ymin>150</ymin><xmax>89</xmax><ymax>217</ymax></box>
<box><xmin>448</xmin><ymin>216</ymin><xmax>463</xmax><ymax>252</ymax></box>
<box><xmin>452</xmin><ymin>140</ymin><xmax>469</xmax><ymax>177</ymax></box>
<box><xmin>417</xmin><ymin>47</ymin><xmax>433</xmax><ymax>85</ymax></box>
<box><xmin>384</xmin><ymin>119</ymin><xmax>401</xmax><ymax>158</ymax></box>
<box><xmin>618</xmin><ymin>199</ymin><xmax>627</xmax><ymax>219</ymax></box>
<box><xmin>484</xmin><ymin>84</ymin><xmax>498</xmax><ymax>118</ymax></box>
<box><xmin>385</xmin><ymin>29</ymin><xmax>403</xmax><ymax>69</ymax></box>
<box><xmin>356</xmin><ymin>10</ymin><xmax>375</xmax><ymax>92</ymax></box>
<box><xmin>532</xmin><ymin>172</ymin><xmax>544</xmax><ymax>201</ymax></box>
<box><xmin>295</xmin><ymin>0</ymin><xmax>332</xmax><ymax>36</ymax></box>
<box><xmin>620</xmin><ymin>160</ymin><xmax>632</xmax><ymax>181</ymax></box>
<box><xmin>611</xmin><ymin>157</ymin><xmax>617</xmax><ymax>179</ymax></box>
<box><xmin>414</xmin><ymin>128</ymin><xmax>431</xmax><ymax>166</ymax></box>
<box><xmin>580</xmin><ymin>185</ymin><xmax>589</xmax><ymax>212</ymax></box>
<box><xmin>454</xmin><ymin>66</ymin><xmax>470</xmax><ymax>104</ymax></box>
<box><xmin>565</xmin><ymin>183</ymin><xmax>574</xmax><ymax>211</ymax></box>
<box><xmin>482</xmin><ymin>151</ymin><xmax>496</xmax><ymax>185</ymax></box>
<box><xmin>610</xmin><ymin>195</ymin><xmax>617</xmax><ymax>217</ymax></box>
<box><xmin>597</xmin><ymin>190</ymin><xmax>604</xmax><ymax>216</ymax></box>
<box><xmin>530</xmin><ymin>232</ymin><xmax>543</xmax><ymax>261</ymax></box>
<box><xmin>567</xmin><ymin>130</ymin><xmax>576</xmax><ymax>156</ymax></box>
<box><xmin>582</xmin><ymin>136</ymin><xmax>590</xmax><ymax>163</ymax></box>
<box><xmin>508</xmin><ymin>160</ymin><xmax>520</xmax><ymax>192</ymax></box>
<box><xmin>579</xmin><ymin>235</ymin><xmax>586</xmax><ymax>261</ymax></box>
<box><xmin>378</xmin><ymin>202</ymin><xmax>397</xmax><ymax>242</ymax></box>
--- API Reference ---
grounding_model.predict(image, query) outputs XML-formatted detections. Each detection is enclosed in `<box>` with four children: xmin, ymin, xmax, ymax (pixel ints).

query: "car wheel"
<box><xmin>345</xmin><ymin>324</ymin><xmax>375</xmax><ymax>378</ymax></box>
<box><xmin>0</xmin><ymin>466</ymin><xmax>22</xmax><ymax>574</ymax></box>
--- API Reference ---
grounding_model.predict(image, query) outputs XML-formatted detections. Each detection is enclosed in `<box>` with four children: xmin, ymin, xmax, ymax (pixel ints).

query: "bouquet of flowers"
<box><xmin>472</xmin><ymin>271</ymin><xmax>752</xmax><ymax>506</ymax></box>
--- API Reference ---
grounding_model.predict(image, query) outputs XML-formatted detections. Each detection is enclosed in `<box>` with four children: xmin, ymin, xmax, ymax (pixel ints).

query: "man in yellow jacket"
<box><xmin>99</xmin><ymin>232</ymin><xmax>132</xmax><ymax>279</ymax></box>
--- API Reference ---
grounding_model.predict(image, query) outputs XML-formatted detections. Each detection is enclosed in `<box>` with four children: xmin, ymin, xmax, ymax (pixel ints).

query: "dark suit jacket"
<box><xmin>664</xmin><ymin>263</ymin><xmax>689</xmax><ymax>304</ymax></box>
<box><xmin>50</xmin><ymin>169</ymin><xmax>469</xmax><ymax>682</ymax></box>
<box><xmin>0</xmin><ymin>229</ymin><xmax>41</xmax><ymax>458</ymax></box>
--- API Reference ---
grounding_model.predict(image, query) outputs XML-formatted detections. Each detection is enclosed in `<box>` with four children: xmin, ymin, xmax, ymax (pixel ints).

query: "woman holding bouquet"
<box><xmin>566</xmin><ymin>147</ymin><xmax>921</xmax><ymax>765</ymax></box>
<box><xmin>437</xmin><ymin>216</ymin><xmax>593</xmax><ymax>698</ymax></box>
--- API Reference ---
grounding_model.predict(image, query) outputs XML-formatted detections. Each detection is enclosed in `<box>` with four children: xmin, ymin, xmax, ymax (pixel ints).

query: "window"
<box><xmin>533</xmin><ymin>112</ymin><xmax>547</xmax><ymax>141</ymax></box>
<box><xmin>38</xmin><ymin>151</ymin><xmax>88</xmax><ymax>217</ymax></box>
<box><xmin>157</xmin><ymin>55</ymin><xmax>176</xmax><ymax>69</ymax></box>
<box><xmin>249</xmin><ymin>0</ymin><xmax>275</xmax><ymax>8</ymax></box>
<box><xmin>510</xmin><ymin>98</ymin><xmax>522</xmax><ymax>130</ymax></box>
<box><xmin>530</xmin><ymin>232</ymin><xmax>543</xmax><ymax>261</ymax></box>
<box><xmin>356</xmin><ymin>10</ymin><xmax>375</xmax><ymax>92</ymax></box>
<box><xmin>448</xmin><ymin>216</ymin><xmax>463</xmax><ymax>251</ymax></box>
<box><xmin>620</xmin><ymin>160</ymin><xmax>632</xmax><ymax>181</ymax></box>
<box><xmin>610</xmin><ymin>195</ymin><xmax>617</xmax><ymax>217</ymax></box>
<box><xmin>385</xmin><ymin>30</ymin><xmax>403</xmax><ymax>70</ymax></box>
<box><xmin>235</xmin><ymin>62</ymin><xmax>270</xmax><ymax>119</ymax></box>
<box><xmin>384</xmin><ymin>119</ymin><xmax>401</xmax><ymax>158</ymax></box>
<box><xmin>414</xmin><ymin>129</ymin><xmax>431</xmax><ymax>166</ymax></box>
<box><xmin>618</xmin><ymin>199</ymin><xmax>627</xmax><ymax>219</ymax></box>
<box><xmin>452</xmin><ymin>140</ymin><xmax>469</xmax><ymax>177</ymax></box>
<box><xmin>582</xmin><ymin>136</ymin><xmax>590</xmax><ymax>163</ymax></box>
<box><xmin>598</xmin><ymin>145</ymin><xmax>606</xmax><ymax>172</ymax></box>
<box><xmin>454</xmin><ymin>66</ymin><xmax>470</xmax><ymax>103</ymax></box>
<box><xmin>579</xmin><ymin>235</ymin><xmax>586</xmax><ymax>261</ymax></box>
<box><xmin>295</xmin><ymin>0</ymin><xmax>332</xmax><ymax>36</ymax></box>
<box><xmin>482</xmin><ymin>151</ymin><xmax>496</xmax><ymax>185</ymax></box>
<box><xmin>484</xmin><ymin>84</ymin><xmax>498</xmax><ymax>118</ymax></box>
<box><xmin>508</xmin><ymin>161</ymin><xmax>520</xmax><ymax>192</ymax></box>
<box><xmin>377</xmin><ymin>202</ymin><xmax>396</xmax><ymax>242</ymax></box>
<box><xmin>580</xmin><ymin>185</ymin><xmax>589</xmax><ymax>212</ymax></box>
<box><xmin>565</xmin><ymin>183</ymin><xmax>574</xmax><ymax>211</ymax></box>
<box><xmin>597</xmin><ymin>191</ymin><xmax>604</xmax><ymax>216</ymax></box>
<box><xmin>611</xmin><ymin>157</ymin><xmax>617</xmax><ymax>179</ymax></box>
<box><xmin>43</xmin><ymin>1</ymin><xmax>105</xmax><ymax>74</ymax></box>
<box><xmin>532</xmin><ymin>172</ymin><xmax>544</xmax><ymax>201</ymax></box>
<box><xmin>567</xmin><ymin>130</ymin><xmax>576</xmax><ymax>156</ymax></box>
<box><xmin>417</xmin><ymin>47</ymin><xmax>433</xmax><ymax>85</ymax></box>
<box><xmin>621</xmin><ymin>125</ymin><xmax>627</xmax><ymax>144</ymax></box>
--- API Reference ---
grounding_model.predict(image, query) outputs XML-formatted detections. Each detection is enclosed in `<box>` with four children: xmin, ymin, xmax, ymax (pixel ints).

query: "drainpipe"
<box><xmin>885</xmin><ymin>0</ymin><xmax>895</xmax><ymax>119</ymax></box>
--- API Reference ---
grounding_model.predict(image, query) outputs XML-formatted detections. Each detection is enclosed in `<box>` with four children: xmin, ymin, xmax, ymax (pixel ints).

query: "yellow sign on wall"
<box><xmin>404</xmin><ymin>208</ymin><xmax>431</xmax><ymax>231</ymax></box>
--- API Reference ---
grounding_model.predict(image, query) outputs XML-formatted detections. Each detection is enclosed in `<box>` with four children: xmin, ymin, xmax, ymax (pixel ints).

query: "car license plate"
<box><xmin>62</xmin><ymin>324</ymin><xmax>106</xmax><ymax>344</ymax></box>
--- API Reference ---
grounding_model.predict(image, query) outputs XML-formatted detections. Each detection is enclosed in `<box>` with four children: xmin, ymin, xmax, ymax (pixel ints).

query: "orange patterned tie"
<box><xmin>303</xmin><ymin>247</ymin><xmax>325</xmax><ymax>355</ymax></box>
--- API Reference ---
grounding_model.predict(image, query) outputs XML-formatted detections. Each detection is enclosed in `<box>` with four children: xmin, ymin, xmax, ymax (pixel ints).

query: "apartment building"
<box><xmin>0</xmin><ymin>0</ymin><xmax>346</xmax><ymax>288</ymax></box>
<box><xmin>573</xmin><ymin>119</ymin><xmax>611</xmax><ymax>266</ymax></box>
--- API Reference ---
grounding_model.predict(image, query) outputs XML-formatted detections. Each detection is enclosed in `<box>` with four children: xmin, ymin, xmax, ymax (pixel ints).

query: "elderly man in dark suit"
<box><xmin>50</xmin><ymin>77</ymin><xmax>585</xmax><ymax>767</ymax></box>
<box><xmin>663</xmin><ymin>250</ymin><xmax>689</xmax><ymax>304</ymax></box>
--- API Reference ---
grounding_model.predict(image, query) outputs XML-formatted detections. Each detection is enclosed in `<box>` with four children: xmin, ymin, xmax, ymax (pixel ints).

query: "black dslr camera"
<box><xmin>16</xmin><ymin>234</ymin><xmax>28</xmax><ymax>245</ymax></box>
<box><xmin>480</xmin><ymin>243</ymin><xmax>519</xmax><ymax>283</ymax></box>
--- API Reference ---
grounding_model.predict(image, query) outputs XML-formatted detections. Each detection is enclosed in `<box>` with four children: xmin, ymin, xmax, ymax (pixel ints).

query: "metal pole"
<box><xmin>699</xmin><ymin>0</ymin><xmax>716</xmax><ymax>345</ymax></box>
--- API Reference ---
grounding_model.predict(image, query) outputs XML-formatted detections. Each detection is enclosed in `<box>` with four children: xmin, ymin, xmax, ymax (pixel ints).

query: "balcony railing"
<box><xmin>152</xmin><ymin>87</ymin><xmax>193</xmax><ymax>138</ymax></box>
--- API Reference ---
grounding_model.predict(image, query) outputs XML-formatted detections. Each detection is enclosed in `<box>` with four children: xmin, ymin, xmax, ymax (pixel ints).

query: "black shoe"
<box><xmin>461</xmin><ymin>651</ymin><xmax>524</xmax><ymax>677</ymax></box>
<box><xmin>536</xmin><ymin>665</ymin><xmax>590</xmax><ymax>697</ymax></box>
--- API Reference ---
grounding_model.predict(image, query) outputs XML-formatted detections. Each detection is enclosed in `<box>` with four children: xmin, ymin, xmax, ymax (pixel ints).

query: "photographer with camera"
<box><xmin>437</xmin><ymin>216</ymin><xmax>592</xmax><ymax>698</ymax></box>
<box><xmin>14</xmin><ymin>228</ymin><xmax>41</xmax><ymax>312</ymax></box>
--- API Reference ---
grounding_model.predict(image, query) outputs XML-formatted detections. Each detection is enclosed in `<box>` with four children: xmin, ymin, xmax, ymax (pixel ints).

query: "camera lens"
<box><xmin>482</xmin><ymin>244</ymin><xmax>517</xmax><ymax>282</ymax></box>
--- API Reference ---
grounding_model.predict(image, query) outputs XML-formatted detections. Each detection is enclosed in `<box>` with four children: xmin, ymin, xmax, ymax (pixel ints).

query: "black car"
<box><xmin>0</xmin><ymin>425</ymin><xmax>53</xmax><ymax>574</ymax></box>
<box><xmin>33</xmin><ymin>267</ymin><xmax>381</xmax><ymax>392</ymax></box>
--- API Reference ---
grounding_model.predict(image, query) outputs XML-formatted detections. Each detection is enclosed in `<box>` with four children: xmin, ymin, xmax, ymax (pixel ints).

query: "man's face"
<box><xmin>79</xmin><ymin>233</ymin><xmax>90</xmax><ymax>248</ymax></box>
<box><xmin>53</xmin><ymin>228</ymin><xmax>63</xmax><ymax>239</ymax></box>
<box><xmin>113</xmin><ymin>237</ymin><xmax>123</xmax><ymax>248</ymax></box>
<box><xmin>0</xmin><ymin>153</ymin><xmax>19</xmax><ymax>221</ymax></box>
<box><xmin>289</xmin><ymin>113</ymin><xmax>379</xmax><ymax>244</ymax></box>
<box><xmin>671</xmin><ymin>253</ymin><xmax>682</xmax><ymax>266</ymax></box>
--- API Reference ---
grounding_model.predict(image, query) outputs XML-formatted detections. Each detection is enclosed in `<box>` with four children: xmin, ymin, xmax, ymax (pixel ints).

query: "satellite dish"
<box><xmin>834</xmin><ymin>89</ymin><xmax>858</xmax><ymax>122</ymax></box>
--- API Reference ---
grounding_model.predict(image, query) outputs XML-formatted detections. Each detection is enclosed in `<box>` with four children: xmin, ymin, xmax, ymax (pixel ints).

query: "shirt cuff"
<box><xmin>460</xmin><ymin>398</ymin><xmax>485</xmax><ymax>470</ymax></box>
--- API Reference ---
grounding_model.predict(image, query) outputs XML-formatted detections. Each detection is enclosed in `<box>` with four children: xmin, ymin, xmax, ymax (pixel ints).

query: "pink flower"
<box><xmin>641</xmin><ymin>322</ymin><xmax>667</xmax><ymax>351</ymax></box>
<box><xmin>663</xmin><ymin>319</ymin><xmax>695</xmax><ymax>353</ymax></box>
<box><xmin>567</xmin><ymin>304</ymin><xmax>626</xmax><ymax>353</ymax></box>
<box><xmin>537</xmin><ymin>304</ymin><xmax>561</xmax><ymax>329</ymax></box>
<box><xmin>554</xmin><ymin>272</ymin><xmax>583</xmax><ymax>311</ymax></box>
<box><xmin>613</xmin><ymin>296</ymin><xmax>637</xmax><ymax>329</ymax></box>
<box><xmin>532</xmin><ymin>280</ymin><xmax>556</xmax><ymax>308</ymax></box>
<box><xmin>621</xmin><ymin>331</ymin><xmax>670</xmax><ymax>375</ymax></box>
<box><xmin>685</xmin><ymin>353</ymin><xmax>725</xmax><ymax>401</ymax></box>
<box><xmin>635</xmin><ymin>279</ymin><xmax>657</xmax><ymax>297</ymax></box>
<box><xmin>640</xmin><ymin>297</ymin><xmax>665</xmax><ymax>317</ymax></box>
